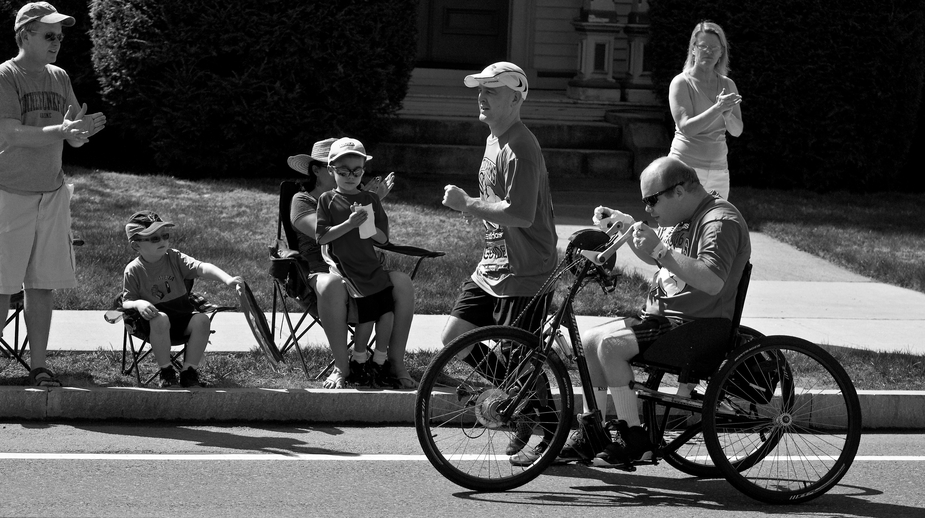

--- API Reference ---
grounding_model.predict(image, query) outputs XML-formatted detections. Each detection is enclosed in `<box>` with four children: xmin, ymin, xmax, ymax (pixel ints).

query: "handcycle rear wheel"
<box><xmin>414</xmin><ymin>325</ymin><xmax>574</xmax><ymax>491</ymax></box>
<box><xmin>646</xmin><ymin>326</ymin><xmax>766</xmax><ymax>478</ymax></box>
<box><xmin>702</xmin><ymin>336</ymin><xmax>862</xmax><ymax>504</ymax></box>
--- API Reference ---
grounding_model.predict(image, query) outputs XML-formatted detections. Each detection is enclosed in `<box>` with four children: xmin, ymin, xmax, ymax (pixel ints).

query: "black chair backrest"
<box><xmin>728</xmin><ymin>261</ymin><xmax>752</xmax><ymax>341</ymax></box>
<box><xmin>278</xmin><ymin>180</ymin><xmax>302</xmax><ymax>251</ymax></box>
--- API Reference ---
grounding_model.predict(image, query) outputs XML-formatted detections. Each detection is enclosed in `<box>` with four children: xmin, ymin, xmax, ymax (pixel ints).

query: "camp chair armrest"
<box><xmin>375</xmin><ymin>241</ymin><xmax>445</xmax><ymax>259</ymax></box>
<box><xmin>202</xmin><ymin>304</ymin><xmax>237</xmax><ymax>313</ymax></box>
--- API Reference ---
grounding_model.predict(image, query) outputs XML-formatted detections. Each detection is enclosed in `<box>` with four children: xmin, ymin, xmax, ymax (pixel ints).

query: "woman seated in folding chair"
<box><xmin>287</xmin><ymin>137</ymin><xmax>417</xmax><ymax>389</ymax></box>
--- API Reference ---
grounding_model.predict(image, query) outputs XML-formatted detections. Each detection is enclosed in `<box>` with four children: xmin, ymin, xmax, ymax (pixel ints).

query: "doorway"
<box><xmin>415</xmin><ymin>0</ymin><xmax>510</xmax><ymax>69</ymax></box>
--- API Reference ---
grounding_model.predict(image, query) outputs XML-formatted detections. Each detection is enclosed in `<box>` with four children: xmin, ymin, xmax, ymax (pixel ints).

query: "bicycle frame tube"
<box><xmin>544</xmin><ymin>259</ymin><xmax>604</xmax><ymax>416</ymax></box>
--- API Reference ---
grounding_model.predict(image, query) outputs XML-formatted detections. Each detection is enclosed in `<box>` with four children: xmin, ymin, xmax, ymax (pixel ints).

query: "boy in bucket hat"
<box><xmin>121</xmin><ymin>211</ymin><xmax>245</xmax><ymax>388</ymax></box>
<box><xmin>0</xmin><ymin>2</ymin><xmax>106</xmax><ymax>387</ymax></box>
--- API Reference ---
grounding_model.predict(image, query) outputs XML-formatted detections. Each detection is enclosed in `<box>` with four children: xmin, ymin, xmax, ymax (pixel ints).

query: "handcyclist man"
<box><xmin>561</xmin><ymin>156</ymin><xmax>751</xmax><ymax>466</ymax></box>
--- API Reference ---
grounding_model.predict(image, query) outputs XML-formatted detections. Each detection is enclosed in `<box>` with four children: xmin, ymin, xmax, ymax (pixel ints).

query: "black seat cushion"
<box><xmin>632</xmin><ymin>318</ymin><xmax>732</xmax><ymax>378</ymax></box>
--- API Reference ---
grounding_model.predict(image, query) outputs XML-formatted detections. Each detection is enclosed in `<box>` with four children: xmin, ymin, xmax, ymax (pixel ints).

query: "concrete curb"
<box><xmin>2</xmin><ymin>386</ymin><xmax>923</xmax><ymax>430</ymax></box>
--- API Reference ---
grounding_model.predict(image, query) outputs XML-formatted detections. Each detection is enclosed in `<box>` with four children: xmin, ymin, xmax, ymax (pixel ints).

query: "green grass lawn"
<box><xmin>4</xmin><ymin>165</ymin><xmax>922</xmax><ymax>390</ymax></box>
<box><xmin>733</xmin><ymin>187</ymin><xmax>925</xmax><ymax>293</ymax></box>
<box><xmin>2</xmin><ymin>342</ymin><xmax>921</xmax><ymax>390</ymax></box>
<box><xmin>62</xmin><ymin>167</ymin><xmax>648</xmax><ymax>316</ymax></box>
<box><xmin>63</xmin><ymin>167</ymin><xmax>925</xmax><ymax>316</ymax></box>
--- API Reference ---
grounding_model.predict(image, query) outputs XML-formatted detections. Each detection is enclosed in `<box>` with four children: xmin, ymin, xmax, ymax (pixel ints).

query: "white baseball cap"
<box><xmin>464</xmin><ymin>61</ymin><xmax>529</xmax><ymax>100</ymax></box>
<box><xmin>14</xmin><ymin>2</ymin><xmax>75</xmax><ymax>31</ymax></box>
<box><xmin>328</xmin><ymin>137</ymin><xmax>373</xmax><ymax>163</ymax></box>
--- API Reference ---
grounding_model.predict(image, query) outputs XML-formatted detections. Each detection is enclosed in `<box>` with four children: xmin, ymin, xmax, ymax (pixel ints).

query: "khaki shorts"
<box><xmin>0</xmin><ymin>185</ymin><xmax>76</xmax><ymax>293</ymax></box>
<box><xmin>693</xmin><ymin>167</ymin><xmax>730</xmax><ymax>199</ymax></box>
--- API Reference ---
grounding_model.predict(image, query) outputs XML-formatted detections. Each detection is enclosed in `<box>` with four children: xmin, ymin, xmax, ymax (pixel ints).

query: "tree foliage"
<box><xmin>90</xmin><ymin>0</ymin><xmax>417</xmax><ymax>176</ymax></box>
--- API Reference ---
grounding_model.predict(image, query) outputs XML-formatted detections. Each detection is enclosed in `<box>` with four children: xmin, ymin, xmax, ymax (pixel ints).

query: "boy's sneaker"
<box><xmin>555</xmin><ymin>428</ymin><xmax>595</xmax><ymax>463</ymax></box>
<box><xmin>509</xmin><ymin>440</ymin><xmax>548</xmax><ymax>466</ymax></box>
<box><xmin>179</xmin><ymin>367</ymin><xmax>202</xmax><ymax>388</ymax></box>
<box><xmin>592</xmin><ymin>420</ymin><xmax>655</xmax><ymax>468</ymax></box>
<box><xmin>369</xmin><ymin>360</ymin><xmax>400</xmax><ymax>389</ymax></box>
<box><xmin>345</xmin><ymin>360</ymin><xmax>371</xmax><ymax>386</ymax></box>
<box><xmin>158</xmin><ymin>366</ymin><xmax>179</xmax><ymax>388</ymax></box>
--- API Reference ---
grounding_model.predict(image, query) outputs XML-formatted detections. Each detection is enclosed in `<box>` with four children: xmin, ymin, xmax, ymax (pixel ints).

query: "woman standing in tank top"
<box><xmin>668</xmin><ymin>21</ymin><xmax>743</xmax><ymax>198</ymax></box>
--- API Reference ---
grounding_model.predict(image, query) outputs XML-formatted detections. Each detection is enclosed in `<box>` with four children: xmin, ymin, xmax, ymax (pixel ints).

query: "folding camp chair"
<box><xmin>104</xmin><ymin>279</ymin><xmax>236</xmax><ymax>385</ymax></box>
<box><xmin>1</xmin><ymin>239</ymin><xmax>84</xmax><ymax>372</ymax></box>
<box><xmin>267</xmin><ymin>180</ymin><xmax>445</xmax><ymax>380</ymax></box>
<box><xmin>0</xmin><ymin>291</ymin><xmax>30</xmax><ymax>371</ymax></box>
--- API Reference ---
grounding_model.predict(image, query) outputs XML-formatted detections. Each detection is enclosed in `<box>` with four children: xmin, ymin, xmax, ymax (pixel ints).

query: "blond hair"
<box><xmin>681</xmin><ymin>20</ymin><xmax>731</xmax><ymax>76</ymax></box>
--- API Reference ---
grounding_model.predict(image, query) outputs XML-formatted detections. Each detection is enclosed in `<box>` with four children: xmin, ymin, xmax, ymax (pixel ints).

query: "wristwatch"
<box><xmin>650</xmin><ymin>241</ymin><xmax>669</xmax><ymax>261</ymax></box>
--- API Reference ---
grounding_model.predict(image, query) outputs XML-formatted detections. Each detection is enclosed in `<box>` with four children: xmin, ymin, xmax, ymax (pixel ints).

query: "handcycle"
<box><xmin>414</xmin><ymin>217</ymin><xmax>862</xmax><ymax>505</ymax></box>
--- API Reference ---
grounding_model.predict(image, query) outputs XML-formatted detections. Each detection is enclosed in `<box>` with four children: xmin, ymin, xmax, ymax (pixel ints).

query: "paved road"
<box><xmin>1</xmin><ymin>423</ymin><xmax>923</xmax><ymax>517</ymax></box>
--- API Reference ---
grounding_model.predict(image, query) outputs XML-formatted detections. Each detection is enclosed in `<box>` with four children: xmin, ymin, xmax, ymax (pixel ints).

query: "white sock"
<box><xmin>583</xmin><ymin>387</ymin><xmax>609</xmax><ymax>417</ymax></box>
<box><xmin>352</xmin><ymin>349</ymin><xmax>368</xmax><ymax>363</ymax></box>
<box><xmin>610</xmin><ymin>386</ymin><xmax>641</xmax><ymax>427</ymax></box>
<box><xmin>372</xmin><ymin>350</ymin><xmax>387</xmax><ymax>365</ymax></box>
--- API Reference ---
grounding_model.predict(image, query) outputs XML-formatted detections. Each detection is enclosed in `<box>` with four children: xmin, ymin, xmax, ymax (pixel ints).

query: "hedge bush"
<box><xmin>648</xmin><ymin>0</ymin><xmax>925</xmax><ymax>192</ymax></box>
<box><xmin>89</xmin><ymin>0</ymin><xmax>417</xmax><ymax>177</ymax></box>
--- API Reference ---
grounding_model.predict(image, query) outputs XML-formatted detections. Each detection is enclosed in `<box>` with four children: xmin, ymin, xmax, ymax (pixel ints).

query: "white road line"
<box><xmin>1</xmin><ymin>453</ymin><xmax>924</xmax><ymax>461</ymax></box>
<box><xmin>0</xmin><ymin>453</ymin><xmax>430</xmax><ymax>461</ymax></box>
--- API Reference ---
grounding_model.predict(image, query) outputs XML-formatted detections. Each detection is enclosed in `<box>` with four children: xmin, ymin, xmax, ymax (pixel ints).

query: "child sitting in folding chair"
<box><xmin>315</xmin><ymin>137</ymin><xmax>405</xmax><ymax>389</ymax></box>
<box><xmin>122</xmin><ymin>210</ymin><xmax>244</xmax><ymax>388</ymax></box>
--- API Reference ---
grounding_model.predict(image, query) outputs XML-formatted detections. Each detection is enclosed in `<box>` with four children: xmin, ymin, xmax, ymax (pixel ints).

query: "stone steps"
<box><xmin>378</xmin><ymin>114</ymin><xmax>634</xmax><ymax>178</ymax></box>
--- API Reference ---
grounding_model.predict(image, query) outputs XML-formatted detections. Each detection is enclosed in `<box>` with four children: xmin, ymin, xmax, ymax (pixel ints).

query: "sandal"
<box><xmin>323</xmin><ymin>368</ymin><xmax>346</xmax><ymax>389</ymax></box>
<box><xmin>29</xmin><ymin>367</ymin><xmax>62</xmax><ymax>388</ymax></box>
<box><xmin>396</xmin><ymin>375</ymin><xmax>418</xmax><ymax>390</ymax></box>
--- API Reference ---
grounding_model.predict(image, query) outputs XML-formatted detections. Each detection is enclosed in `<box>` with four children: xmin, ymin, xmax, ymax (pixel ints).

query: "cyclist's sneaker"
<box><xmin>506</xmin><ymin>408</ymin><xmax>539</xmax><ymax>455</ymax></box>
<box><xmin>345</xmin><ymin>360</ymin><xmax>372</xmax><ymax>386</ymax></box>
<box><xmin>555</xmin><ymin>428</ymin><xmax>595</xmax><ymax>463</ymax></box>
<box><xmin>592</xmin><ymin>420</ymin><xmax>655</xmax><ymax>468</ymax></box>
<box><xmin>509</xmin><ymin>440</ymin><xmax>548</xmax><ymax>467</ymax></box>
<box><xmin>179</xmin><ymin>366</ymin><xmax>202</xmax><ymax>388</ymax></box>
<box><xmin>158</xmin><ymin>366</ymin><xmax>179</xmax><ymax>388</ymax></box>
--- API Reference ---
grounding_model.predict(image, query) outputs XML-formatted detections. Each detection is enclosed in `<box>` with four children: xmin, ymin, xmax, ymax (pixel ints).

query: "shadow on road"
<box><xmin>453</xmin><ymin>464</ymin><xmax>920</xmax><ymax>517</ymax></box>
<box><xmin>70</xmin><ymin>423</ymin><xmax>355</xmax><ymax>457</ymax></box>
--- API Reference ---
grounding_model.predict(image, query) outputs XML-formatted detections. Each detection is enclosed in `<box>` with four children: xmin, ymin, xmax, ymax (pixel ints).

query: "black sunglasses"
<box><xmin>642</xmin><ymin>182</ymin><xmax>684</xmax><ymax>207</ymax></box>
<box><xmin>27</xmin><ymin>30</ymin><xmax>64</xmax><ymax>42</ymax></box>
<box><xmin>133</xmin><ymin>233</ymin><xmax>170</xmax><ymax>243</ymax></box>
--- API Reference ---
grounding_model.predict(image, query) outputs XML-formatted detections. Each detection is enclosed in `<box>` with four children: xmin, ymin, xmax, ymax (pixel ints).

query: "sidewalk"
<box><xmin>3</xmin><ymin>181</ymin><xmax>924</xmax><ymax>426</ymax></box>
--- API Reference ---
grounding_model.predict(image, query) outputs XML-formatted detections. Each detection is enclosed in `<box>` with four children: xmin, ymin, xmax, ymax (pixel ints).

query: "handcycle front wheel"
<box><xmin>414</xmin><ymin>325</ymin><xmax>574</xmax><ymax>492</ymax></box>
<box><xmin>702</xmin><ymin>335</ymin><xmax>862</xmax><ymax>504</ymax></box>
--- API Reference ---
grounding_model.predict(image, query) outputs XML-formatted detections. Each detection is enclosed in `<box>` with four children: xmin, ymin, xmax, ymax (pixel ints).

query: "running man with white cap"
<box><xmin>440</xmin><ymin>61</ymin><xmax>558</xmax><ymax>457</ymax></box>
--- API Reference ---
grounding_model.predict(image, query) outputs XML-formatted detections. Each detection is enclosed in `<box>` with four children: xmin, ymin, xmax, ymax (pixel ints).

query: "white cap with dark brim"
<box><xmin>14</xmin><ymin>2</ymin><xmax>76</xmax><ymax>31</ymax></box>
<box><xmin>328</xmin><ymin>137</ymin><xmax>373</xmax><ymax>163</ymax></box>
<box><xmin>464</xmin><ymin>61</ymin><xmax>529</xmax><ymax>100</ymax></box>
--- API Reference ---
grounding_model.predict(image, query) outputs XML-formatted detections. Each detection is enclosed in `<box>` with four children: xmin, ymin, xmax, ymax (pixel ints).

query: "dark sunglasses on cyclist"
<box><xmin>642</xmin><ymin>182</ymin><xmax>684</xmax><ymax>208</ymax></box>
<box><xmin>133</xmin><ymin>233</ymin><xmax>170</xmax><ymax>243</ymax></box>
<box><xmin>27</xmin><ymin>30</ymin><xmax>64</xmax><ymax>42</ymax></box>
